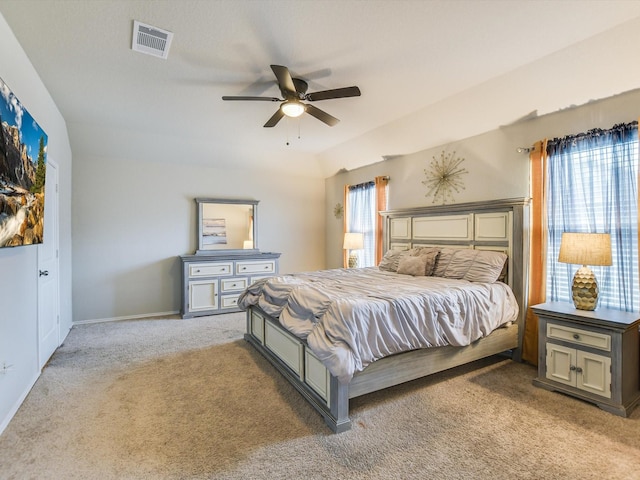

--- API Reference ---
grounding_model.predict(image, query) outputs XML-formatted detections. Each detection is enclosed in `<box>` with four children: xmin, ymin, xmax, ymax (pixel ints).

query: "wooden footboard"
<box><xmin>245</xmin><ymin>305</ymin><xmax>519</xmax><ymax>433</ymax></box>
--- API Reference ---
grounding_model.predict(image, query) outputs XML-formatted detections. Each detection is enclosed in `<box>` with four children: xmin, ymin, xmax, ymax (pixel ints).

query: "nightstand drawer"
<box><xmin>547</xmin><ymin>323</ymin><xmax>611</xmax><ymax>352</ymax></box>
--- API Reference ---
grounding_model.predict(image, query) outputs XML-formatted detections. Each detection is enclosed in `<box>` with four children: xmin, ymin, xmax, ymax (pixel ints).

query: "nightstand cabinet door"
<box><xmin>577</xmin><ymin>350</ymin><xmax>611</xmax><ymax>398</ymax></box>
<box><xmin>545</xmin><ymin>343</ymin><xmax>575</xmax><ymax>386</ymax></box>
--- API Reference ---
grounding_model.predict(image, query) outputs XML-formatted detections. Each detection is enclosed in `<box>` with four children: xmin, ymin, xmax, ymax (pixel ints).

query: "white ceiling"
<box><xmin>1</xmin><ymin>0</ymin><xmax>640</xmax><ymax>178</ymax></box>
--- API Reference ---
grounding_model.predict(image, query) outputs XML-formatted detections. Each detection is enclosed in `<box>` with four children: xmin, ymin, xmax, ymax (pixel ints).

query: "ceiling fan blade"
<box><xmin>306</xmin><ymin>86</ymin><xmax>361</xmax><ymax>101</ymax></box>
<box><xmin>264</xmin><ymin>108</ymin><xmax>285</xmax><ymax>128</ymax></box>
<box><xmin>305</xmin><ymin>104</ymin><xmax>339</xmax><ymax>127</ymax></box>
<box><xmin>270</xmin><ymin>65</ymin><xmax>297</xmax><ymax>96</ymax></box>
<box><xmin>222</xmin><ymin>96</ymin><xmax>281</xmax><ymax>102</ymax></box>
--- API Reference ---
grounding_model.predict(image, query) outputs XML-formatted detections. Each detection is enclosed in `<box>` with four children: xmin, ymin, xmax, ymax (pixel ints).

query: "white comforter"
<box><xmin>238</xmin><ymin>267</ymin><xmax>519</xmax><ymax>383</ymax></box>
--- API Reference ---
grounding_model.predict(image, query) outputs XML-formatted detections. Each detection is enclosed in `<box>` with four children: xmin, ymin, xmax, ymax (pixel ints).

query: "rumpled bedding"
<box><xmin>238</xmin><ymin>267</ymin><xmax>519</xmax><ymax>383</ymax></box>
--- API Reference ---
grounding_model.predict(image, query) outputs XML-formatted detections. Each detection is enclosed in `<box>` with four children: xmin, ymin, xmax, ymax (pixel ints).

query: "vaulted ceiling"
<box><xmin>1</xmin><ymin>1</ymin><xmax>639</xmax><ymax>178</ymax></box>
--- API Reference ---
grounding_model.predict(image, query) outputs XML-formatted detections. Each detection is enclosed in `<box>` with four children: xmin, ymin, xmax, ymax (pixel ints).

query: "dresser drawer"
<box><xmin>189</xmin><ymin>262</ymin><xmax>232</xmax><ymax>277</ymax></box>
<box><xmin>220</xmin><ymin>294</ymin><xmax>240</xmax><ymax>309</ymax></box>
<box><xmin>220</xmin><ymin>277</ymin><xmax>248</xmax><ymax>292</ymax></box>
<box><xmin>547</xmin><ymin>322</ymin><xmax>611</xmax><ymax>352</ymax></box>
<box><xmin>236</xmin><ymin>260</ymin><xmax>275</xmax><ymax>275</ymax></box>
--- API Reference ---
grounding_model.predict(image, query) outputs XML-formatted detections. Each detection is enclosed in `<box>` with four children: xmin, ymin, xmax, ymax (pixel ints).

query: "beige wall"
<box><xmin>72</xmin><ymin>157</ymin><xmax>325</xmax><ymax>322</ymax></box>
<box><xmin>325</xmin><ymin>89</ymin><xmax>640</xmax><ymax>269</ymax></box>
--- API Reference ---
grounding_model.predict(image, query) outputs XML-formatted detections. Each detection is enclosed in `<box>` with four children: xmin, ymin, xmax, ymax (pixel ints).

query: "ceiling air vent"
<box><xmin>132</xmin><ymin>20</ymin><xmax>173</xmax><ymax>59</ymax></box>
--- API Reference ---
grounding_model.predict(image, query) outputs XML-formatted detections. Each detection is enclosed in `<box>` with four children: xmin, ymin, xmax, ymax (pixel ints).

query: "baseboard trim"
<box><xmin>0</xmin><ymin>371</ymin><xmax>40</xmax><ymax>436</ymax></box>
<box><xmin>73</xmin><ymin>310</ymin><xmax>180</xmax><ymax>325</ymax></box>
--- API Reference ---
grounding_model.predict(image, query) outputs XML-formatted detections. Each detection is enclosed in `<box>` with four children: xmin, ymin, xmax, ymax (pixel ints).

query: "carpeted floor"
<box><xmin>1</xmin><ymin>312</ymin><xmax>639</xmax><ymax>480</ymax></box>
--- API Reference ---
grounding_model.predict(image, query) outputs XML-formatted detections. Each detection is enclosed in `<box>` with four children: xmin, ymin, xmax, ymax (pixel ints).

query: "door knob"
<box><xmin>39</xmin><ymin>270</ymin><xmax>49</xmax><ymax>277</ymax></box>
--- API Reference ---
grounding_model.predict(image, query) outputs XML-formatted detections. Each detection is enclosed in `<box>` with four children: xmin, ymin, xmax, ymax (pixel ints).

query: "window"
<box><xmin>546</xmin><ymin>122</ymin><xmax>639</xmax><ymax>311</ymax></box>
<box><xmin>345</xmin><ymin>177</ymin><xmax>388</xmax><ymax>267</ymax></box>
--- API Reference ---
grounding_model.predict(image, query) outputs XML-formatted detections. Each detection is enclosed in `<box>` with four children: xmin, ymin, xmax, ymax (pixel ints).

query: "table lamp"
<box><xmin>558</xmin><ymin>232</ymin><xmax>612</xmax><ymax>311</ymax></box>
<box><xmin>343</xmin><ymin>232</ymin><xmax>364</xmax><ymax>268</ymax></box>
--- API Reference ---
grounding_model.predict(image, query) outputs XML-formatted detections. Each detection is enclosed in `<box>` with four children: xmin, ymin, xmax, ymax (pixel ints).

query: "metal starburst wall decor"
<box><xmin>422</xmin><ymin>150</ymin><xmax>468</xmax><ymax>204</ymax></box>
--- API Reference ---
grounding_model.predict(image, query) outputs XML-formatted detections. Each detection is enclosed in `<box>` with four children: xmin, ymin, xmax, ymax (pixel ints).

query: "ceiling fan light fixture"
<box><xmin>281</xmin><ymin>101</ymin><xmax>305</xmax><ymax>118</ymax></box>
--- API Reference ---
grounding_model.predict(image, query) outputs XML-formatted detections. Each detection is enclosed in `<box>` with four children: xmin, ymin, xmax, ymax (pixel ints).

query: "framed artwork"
<box><xmin>0</xmin><ymin>76</ymin><xmax>48</xmax><ymax>247</ymax></box>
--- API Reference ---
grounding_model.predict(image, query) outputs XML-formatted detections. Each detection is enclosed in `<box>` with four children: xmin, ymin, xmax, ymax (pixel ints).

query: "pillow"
<box><xmin>408</xmin><ymin>246</ymin><xmax>439</xmax><ymax>257</ymax></box>
<box><xmin>408</xmin><ymin>247</ymin><xmax>440</xmax><ymax>276</ymax></box>
<box><xmin>397</xmin><ymin>255</ymin><xmax>428</xmax><ymax>276</ymax></box>
<box><xmin>419</xmin><ymin>250</ymin><xmax>439</xmax><ymax>276</ymax></box>
<box><xmin>432</xmin><ymin>248</ymin><xmax>507</xmax><ymax>283</ymax></box>
<box><xmin>378</xmin><ymin>249</ymin><xmax>409</xmax><ymax>272</ymax></box>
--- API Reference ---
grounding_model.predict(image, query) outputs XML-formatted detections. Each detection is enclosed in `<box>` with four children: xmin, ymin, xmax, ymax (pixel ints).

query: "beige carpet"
<box><xmin>1</xmin><ymin>312</ymin><xmax>639</xmax><ymax>480</ymax></box>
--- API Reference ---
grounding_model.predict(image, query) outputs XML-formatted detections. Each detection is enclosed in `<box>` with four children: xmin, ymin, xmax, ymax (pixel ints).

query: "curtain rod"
<box><xmin>516</xmin><ymin>146</ymin><xmax>534</xmax><ymax>153</ymax></box>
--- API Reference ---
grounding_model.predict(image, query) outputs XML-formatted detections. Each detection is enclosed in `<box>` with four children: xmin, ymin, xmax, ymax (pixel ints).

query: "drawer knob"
<box><xmin>573</xmin><ymin>334</ymin><xmax>580</xmax><ymax>340</ymax></box>
<box><xmin>265</xmin><ymin>266</ymin><xmax>269</xmax><ymax>269</ymax></box>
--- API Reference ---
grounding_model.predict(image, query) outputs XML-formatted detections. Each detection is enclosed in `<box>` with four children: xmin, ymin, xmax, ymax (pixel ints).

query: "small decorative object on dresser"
<box><xmin>179</xmin><ymin>198</ymin><xmax>280</xmax><ymax>318</ymax></box>
<box><xmin>532</xmin><ymin>302</ymin><xmax>640</xmax><ymax>417</ymax></box>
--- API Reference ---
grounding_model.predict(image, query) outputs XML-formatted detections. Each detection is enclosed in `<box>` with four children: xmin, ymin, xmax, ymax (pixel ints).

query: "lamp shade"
<box><xmin>343</xmin><ymin>232</ymin><xmax>364</xmax><ymax>250</ymax></box>
<box><xmin>558</xmin><ymin>232</ymin><xmax>612</xmax><ymax>266</ymax></box>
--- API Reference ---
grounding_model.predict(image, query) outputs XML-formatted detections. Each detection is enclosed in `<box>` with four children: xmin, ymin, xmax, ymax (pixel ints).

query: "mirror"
<box><xmin>195</xmin><ymin>198</ymin><xmax>258</xmax><ymax>255</ymax></box>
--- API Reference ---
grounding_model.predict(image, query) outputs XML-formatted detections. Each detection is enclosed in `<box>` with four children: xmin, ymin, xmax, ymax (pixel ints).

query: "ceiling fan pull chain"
<box><xmin>286</xmin><ymin>119</ymin><xmax>290</xmax><ymax>146</ymax></box>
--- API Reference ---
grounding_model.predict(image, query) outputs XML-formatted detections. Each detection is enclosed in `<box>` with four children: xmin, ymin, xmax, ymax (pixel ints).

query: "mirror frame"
<box><xmin>195</xmin><ymin>198</ymin><xmax>259</xmax><ymax>255</ymax></box>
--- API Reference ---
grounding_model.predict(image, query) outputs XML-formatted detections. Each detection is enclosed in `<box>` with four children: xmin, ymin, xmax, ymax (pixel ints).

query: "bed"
<box><xmin>240</xmin><ymin>198</ymin><xmax>530</xmax><ymax>432</ymax></box>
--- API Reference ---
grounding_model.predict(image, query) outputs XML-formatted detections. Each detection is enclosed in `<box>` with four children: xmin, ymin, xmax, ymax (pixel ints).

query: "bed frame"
<box><xmin>244</xmin><ymin>197</ymin><xmax>530</xmax><ymax>432</ymax></box>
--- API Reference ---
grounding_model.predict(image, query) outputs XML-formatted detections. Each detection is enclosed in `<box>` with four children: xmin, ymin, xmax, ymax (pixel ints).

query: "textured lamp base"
<box><xmin>348</xmin><ymin>253</ymin><xmax>358</xmax><ymax>268</ymax></box>
<box><xmin>572</xmin><ymin>265</ymin><xmax>599</xmax><ymax>311</ymax></box>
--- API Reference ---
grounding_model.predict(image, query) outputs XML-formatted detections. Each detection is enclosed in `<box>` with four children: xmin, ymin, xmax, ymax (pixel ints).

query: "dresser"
<box><xmin>531</xmin><ymin>301</ymin><xmax>640</xmax><ymax>417</ymax></box>
<box><xmin>180</xmin><ymin>252</ymin><xmax>280</xmax><ymax>318</ymax></box>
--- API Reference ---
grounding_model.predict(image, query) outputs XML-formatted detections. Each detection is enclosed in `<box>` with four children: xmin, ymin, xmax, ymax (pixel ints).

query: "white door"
<box><xmin>37</xmin><ymin>159</ymin><xmax>60</xmax><ymax>369</ymax></box>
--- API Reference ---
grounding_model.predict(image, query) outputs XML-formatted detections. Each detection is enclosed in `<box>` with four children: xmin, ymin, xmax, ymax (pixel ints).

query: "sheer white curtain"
<box><xmin>347</xmin><ymin>181</ymin><xmax>376</xmax><ymax>267</ymax></box>
<box><xmin>546</xmin><ymin>122</ymin><xmax>639</xmax><ymax>311</ymax></box>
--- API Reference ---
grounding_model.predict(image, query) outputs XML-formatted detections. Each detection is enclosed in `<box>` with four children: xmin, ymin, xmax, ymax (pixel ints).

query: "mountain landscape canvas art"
<box><xmin>0</xmin><ymin>76</ymin><xmax>48</xmax><ymax>248</ymax></box>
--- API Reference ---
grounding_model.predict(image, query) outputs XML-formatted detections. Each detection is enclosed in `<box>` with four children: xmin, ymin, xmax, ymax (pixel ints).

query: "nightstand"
<box><xmin>531</xmin><ymin>302</ymin><xmax>640</xmax><ymax>417</ymax></box>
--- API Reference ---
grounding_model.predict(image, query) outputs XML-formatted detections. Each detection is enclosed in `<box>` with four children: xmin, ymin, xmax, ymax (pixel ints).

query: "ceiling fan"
<box><xmin>222</xmin><ymin>65</ymin><xmax>361</xmax><ymax>127</ymax></box>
